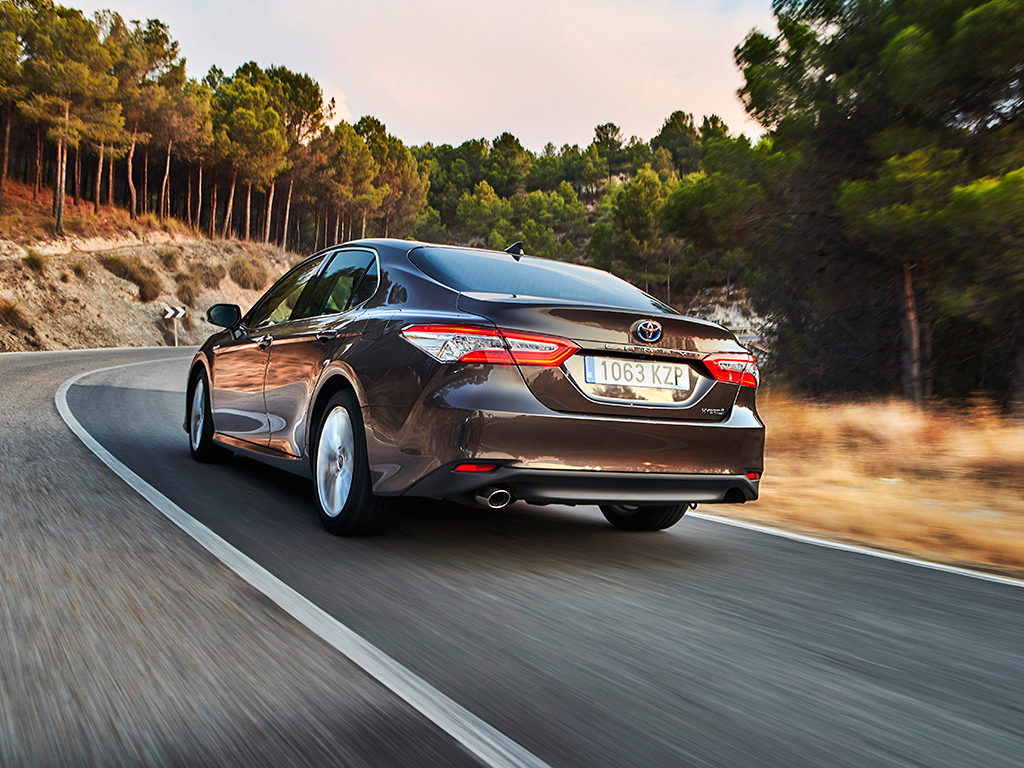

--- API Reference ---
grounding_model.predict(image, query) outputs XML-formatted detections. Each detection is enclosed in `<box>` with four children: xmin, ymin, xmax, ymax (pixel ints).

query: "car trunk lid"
<box><xmin>457</xmin><ymin>293</ymin><xmax>749</xmax><ymax>422</ymax></box>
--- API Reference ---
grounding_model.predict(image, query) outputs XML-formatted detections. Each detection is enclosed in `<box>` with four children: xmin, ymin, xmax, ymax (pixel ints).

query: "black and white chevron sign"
<box><xmin>163</xmin><ymin>306</ymin><xmax>187</xmax><ymax>320</ymax></box>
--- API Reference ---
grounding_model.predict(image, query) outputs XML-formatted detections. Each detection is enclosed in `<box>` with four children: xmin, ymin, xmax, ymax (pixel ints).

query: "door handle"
<box><xmin>255</xmin><ymin>334</ymin><xmax>273</xmax><ymax>350</ymax></box>
<box><xmin>316</xmin><ymin>330</ymin><xmax>339</xmax><ymax>343</ymax></box>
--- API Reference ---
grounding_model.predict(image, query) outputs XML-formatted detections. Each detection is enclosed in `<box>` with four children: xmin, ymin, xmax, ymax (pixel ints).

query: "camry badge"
<box><xmin>632</xmin><ymin>319</ymin><xmax>662</xmax><ymax>344</ymax></box>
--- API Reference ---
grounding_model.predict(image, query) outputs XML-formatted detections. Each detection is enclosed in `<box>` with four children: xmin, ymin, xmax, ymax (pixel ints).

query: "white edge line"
<box><xmin>55</xmin><ymin>359</ymin><xmax>551</xmax><ymax>768</ymax></box>
<box><xmin>692</xmin><ymin>511</ymin><xmax>1024</xmax><ymax>589</ymax></box>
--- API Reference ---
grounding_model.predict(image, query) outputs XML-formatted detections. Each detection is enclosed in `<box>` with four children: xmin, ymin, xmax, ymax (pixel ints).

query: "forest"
<box><xmin>0</xmin><ymin>0</ymin><xmax>1022</xmax><ymax>406</ymax></box>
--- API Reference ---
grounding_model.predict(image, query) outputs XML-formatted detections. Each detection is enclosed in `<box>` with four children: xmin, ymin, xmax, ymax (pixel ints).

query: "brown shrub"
<box><xmin>24</xmin><ymin>249</ymin><xmax>48</xmax><ymax>273</ymax></box>
<box><xmin>71</xmin><ymin>262</ymin><xmax>86</xmax><ymax>279</ymax></box>
<box><xmin>99</xmin><ymin>254</ymin><xmax>162</xmax><ymax>303</ymax></box>
<box><xmin>158</xmin><ymin>247</ymin><xmax>180</xmax><ymax>270</ymax></box>
<box><xmin>174</xmin><ymin>273</ymin><xmax>200</xmax><ymax>308</ymax></box>
<box><xmin>229</xmin><ymin>255</ymin><xmax>269</xmax><ymax>291</ymax></box>
<box><xmin>0</xmin><ymin>298</ymin><xmax>31</xmax><ymax>330</ymax></box>
<box><xmin>191</xmin><ymin>262</ymin><xmax>225</xmax><ymax>289</ymax></box>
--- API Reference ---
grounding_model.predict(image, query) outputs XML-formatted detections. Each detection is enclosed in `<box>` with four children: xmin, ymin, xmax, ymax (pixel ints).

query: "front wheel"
<box><xmin>312</xmin><ymin>390</ymin><xmax>392</xmax><ymax>536</ymax></box>
<box><xmin>188</xmin><ymin>371</ymin><xmax>231</xmax><ymax>462</ymax></box>
<box><xmin>599</xmin><ymin>504</ymin><xmax>687</xmax><ymax>531</ymax></box>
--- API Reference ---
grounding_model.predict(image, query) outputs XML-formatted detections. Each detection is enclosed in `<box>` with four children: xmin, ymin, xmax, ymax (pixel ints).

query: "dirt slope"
<box><xmin>0</xmin><ymin>236</ymin><xmax>293</xmax><ymax>352</ymax></box>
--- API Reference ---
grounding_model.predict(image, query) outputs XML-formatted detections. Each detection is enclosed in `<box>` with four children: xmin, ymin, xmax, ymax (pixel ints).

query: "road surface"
<box><xmin>2</xmin><ymin>348</ymin><xmax>1022</xmax><ymax>767</ymax></box>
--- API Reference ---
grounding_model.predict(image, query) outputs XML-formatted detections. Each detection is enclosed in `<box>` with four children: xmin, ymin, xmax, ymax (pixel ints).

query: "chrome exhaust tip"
<box><xmin>476</xmin><ymin>487</ymin><xmax>513</xmax><ymax>510</ymax></box>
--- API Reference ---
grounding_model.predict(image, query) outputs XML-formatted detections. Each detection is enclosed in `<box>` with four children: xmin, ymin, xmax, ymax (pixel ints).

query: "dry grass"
<box><xmin>24</xmin><ymin>249</ymin><xmax>48</xmax><ymax>273</ymax></box>
<box><xmin>0</xmin><ymin>298</ymin><xmax>32</xmax><ymax>330</ymax></box>
<box><xmin>229</xmin><ymin>255</ymin><xmax>269</xmax><ymax>290</ymax></box>
<box><xmin>726</xmin><ymin>392</ymin><xmax>1024</xmax><ymax>576</ymax></box>
<box><xmin>71</xmin><ymin>262</ymin><xmax>86</xmax><ymax>279</ymax></box>
<box><xmin>158</xmin><ymin>247</ymin><xmax>180</xmax><ymax>270</ymax></box>
<box><xmin>98</xmin><ymin>254</ymin><xmax>162</xmax><ymax>303</ymax></box>
<box><xmin>174</xmin><ymin>274</ymin><xmax>200</xmax><ymax>308</ymax></box>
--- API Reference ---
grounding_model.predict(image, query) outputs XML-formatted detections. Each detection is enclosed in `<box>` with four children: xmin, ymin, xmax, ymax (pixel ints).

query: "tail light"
<box><xmin>400</xmin><ymin>325</ymin><xmax>578</xmax><ymax>367</ymax></box>
<box><xmin>703</xmin><ymin>353</ymin><xmax>759</xmax><ymax>388</ymax></box>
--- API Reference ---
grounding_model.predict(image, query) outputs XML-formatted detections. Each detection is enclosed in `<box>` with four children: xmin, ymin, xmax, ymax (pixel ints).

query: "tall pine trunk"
<box><xmin>0</xmin><ymin>106</ymin><xmax>10</xmax><ymax>213</ymax></box>
<box><xmin>107</xmin><ymin>153</ymin><xmax>114</xmax><ymax>206</ymax></box>
<box><xmin>73</xmin><ymin>144</ymin><xmax>81</xmax><ymax>205</ymax></box>
<box><xmin>263</xmin><ymin>181</ymin><xmax>275</xmax><ymax>243</ymax></box>
<box><xmin>160</xmin><ymin>139</ymin><xmax>172</xmax><ymax>219</ymax></box>
<box><xmin>93</xmin><ymin>143</ymin><xmax>104</xmax><ymax>215</ymax></box>
<box><xmin>901</xmin><ymin>261</ymin><xmax>923</xmax><ymax>403</ymax></box>
<box><xmin>222</xmin><ymin>171</ymin><xmax>236</xmax><ymax>239</ymax></box>
<box><xmin>210</xmin><ymin>179</ymin><xmax>218</xmax><ymax>238</ymax></box>
<box><xmin>54</xmin><ymin>108</ymin><xmax>68</xmax><ymax>236</ymax></box>
<box><xmin>361</xmin><ymin>210</ymin><xmax>367</xmax><ymax>238</ymax></box>
<box><xmin>126</xmin><ymin>131</ymin><xmax>138</xmax><ymax>219</ymax></box>
<box><xmin>196</xmin><ymin>164</ymin><xmax>204</xmax><ymax>232</ymax></box>
<box><xmin>34</xmin><ymin>125</ymin><xmax>41</xmax><ymax>201</ymax></box>
<box><xmin>244</xmin><ymin>182</ymin><xmax>252</xmax><ymax>240</ymax></box>
<box><xmin>333</xmin><ymin>210</ymin><xmax>340</xmax><ymax>244</ymax></box>
<box><xmin>143</xmin><ymin>149</ymin><xmax>149</xmax><ymax>215</ymax></box>
<box><xmin>281</xmin><ymin>176</ymin><xmax>293</xmax><ymax>250</ymax></box>
<box><xmin>52</xmin><ymin>139</ymin><xmax>60</xmax><ymax>216</ymax></box>
<box><xmin>186</xmin><ymin>168</ymin><xmax>192</xmax><ymax>226</ymax></box>
<box><xmin>314</xmin><ymin>206</ymin><xmax>320</xmax><ymax>249</ymax></box>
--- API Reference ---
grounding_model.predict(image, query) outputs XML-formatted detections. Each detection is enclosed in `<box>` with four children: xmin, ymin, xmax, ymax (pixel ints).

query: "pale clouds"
<box><xmin>75</xmin><ymin>0</ymin><xmax>775</xmax><ymax>149</ymax></box>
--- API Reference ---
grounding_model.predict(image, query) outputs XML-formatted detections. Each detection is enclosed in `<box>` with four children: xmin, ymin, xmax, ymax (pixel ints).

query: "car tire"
<box><xmin>312</xmin><ymin>390</ymin><xmax>392</xmax><ymax>536</ymax></box>
<box><xmin>188</xmin><ymin>370</ymin><xmax>231</xmax><ymax>462</ymax></box>
<box><xmin>599</xmin><ymin>503</ymin><xmax>687</xmax><ymax>531</ymax></box>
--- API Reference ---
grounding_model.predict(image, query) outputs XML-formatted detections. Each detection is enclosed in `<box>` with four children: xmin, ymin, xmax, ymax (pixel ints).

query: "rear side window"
<box><xmin>296</xmin><ymin>249</ymin><xmax>377</xmax><ymax>319</ymax></box>
<box><xmin>409</xmin><ymin>247</ymin><xmax>677</xmax><ymax>314</ymax></box>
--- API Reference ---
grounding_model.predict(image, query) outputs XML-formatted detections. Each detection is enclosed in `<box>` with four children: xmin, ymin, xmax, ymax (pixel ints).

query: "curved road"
<box><xmin>3</xmin><ymin>348</ymin><xmax>1023</xmax><ymax>766</ymax></box>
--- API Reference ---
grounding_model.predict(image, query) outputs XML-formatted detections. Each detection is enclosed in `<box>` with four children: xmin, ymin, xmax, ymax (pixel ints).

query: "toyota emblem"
<box><xmin>632</xmin><ymin>319</ymin><xmax>662</xmax><ymax>344</ymax></box>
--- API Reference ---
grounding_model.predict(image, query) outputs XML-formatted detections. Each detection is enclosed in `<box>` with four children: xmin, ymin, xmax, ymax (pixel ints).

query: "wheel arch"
<box><xmin>305</xmin><ymin>366</ymin><xmax>363</xmax><ymax>458</ymax></box>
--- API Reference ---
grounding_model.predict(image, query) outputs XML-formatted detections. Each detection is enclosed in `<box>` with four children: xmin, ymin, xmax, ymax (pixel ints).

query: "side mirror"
<box><xmin>207</xmin><ymin>303</ymin><xmax>242</xmax><ymax>329</ymax></box>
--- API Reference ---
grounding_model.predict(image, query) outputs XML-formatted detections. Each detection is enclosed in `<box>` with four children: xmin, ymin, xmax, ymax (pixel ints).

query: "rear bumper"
<box><xmin>406</xmin><ymin>464</ymin><xmax>759</xmax><ymax>506</ymax></box>
<box><xmin>363</xmin><ymin>366</ymin><xmax>765</xmax><ymax>500</ymax></box>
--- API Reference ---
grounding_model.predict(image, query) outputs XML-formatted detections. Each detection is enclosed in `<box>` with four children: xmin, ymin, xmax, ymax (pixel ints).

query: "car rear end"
<box><xmin>378</xmin><ymin>246</ymin><xmax>764</xmax><ymax>508</ymax></box>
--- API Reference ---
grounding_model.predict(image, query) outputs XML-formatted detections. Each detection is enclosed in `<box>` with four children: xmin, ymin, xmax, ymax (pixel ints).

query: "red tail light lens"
<box><xmin>400</xmin><ymin>325</ymin><xmax>578</xmax><ymax>367</ymax></box>
<box><xmin>454</xmin><ymin>463</ymin><xmax>499</xmax><ymax>473</ymax></box>
<box><xmin>704</xmin><ymin>353</ymin><xmax>759</xmax><ymax>388</ymax></box>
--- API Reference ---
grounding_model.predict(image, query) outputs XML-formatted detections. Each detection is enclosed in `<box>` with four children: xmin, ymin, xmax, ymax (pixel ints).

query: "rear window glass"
<box><xmin>409</xmin><ymin>247</ymin><xmax>677</xmax><ymax>314</ymax></box>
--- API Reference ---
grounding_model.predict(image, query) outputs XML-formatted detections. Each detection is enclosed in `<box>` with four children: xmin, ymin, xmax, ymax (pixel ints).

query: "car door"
<box><xmin>264</xmin><ymin>248</ymin><xmax>379</xmax><ymax>457</ymax></box>
<box><xmin>210</xmin><ymin>255</ymin><xmax>327</xmax><ymax>446</ymax></box>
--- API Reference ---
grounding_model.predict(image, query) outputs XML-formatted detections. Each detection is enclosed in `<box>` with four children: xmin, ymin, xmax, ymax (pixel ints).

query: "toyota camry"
<box><xmin>185</xmin><ymin>239</ymin><xmax>765</xmax><ymax>535</ymax></box>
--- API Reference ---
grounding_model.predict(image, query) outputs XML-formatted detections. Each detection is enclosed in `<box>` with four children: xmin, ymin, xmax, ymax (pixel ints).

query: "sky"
<box><xmin>74</xmin><ymin>0</ymin><xmax>777</xmax><ymax>151</ymax></box>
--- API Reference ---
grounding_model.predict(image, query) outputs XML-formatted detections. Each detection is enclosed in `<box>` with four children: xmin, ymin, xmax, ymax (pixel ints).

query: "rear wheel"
<box><xmin>599</xmin><ymin>503</ymin><xmax>687</xmax><ymax>531</ymax></box>
<box><xmin>312</xmin><ymin>390</ymin><xmax>392</xmax><ymax>535</ymax></box>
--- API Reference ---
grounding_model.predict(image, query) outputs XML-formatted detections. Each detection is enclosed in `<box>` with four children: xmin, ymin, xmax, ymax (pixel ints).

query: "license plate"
<box><xmin>583</xmin><ymin>356</ymin><xmax>692</xmax><ymax>391</ymax></box>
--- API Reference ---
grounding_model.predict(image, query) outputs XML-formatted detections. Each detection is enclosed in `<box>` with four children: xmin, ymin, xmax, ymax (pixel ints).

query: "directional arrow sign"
<box><xmin>162</xmin><ymin>306</ymin><xmax>187</xmax><ymax>319</ymax></box>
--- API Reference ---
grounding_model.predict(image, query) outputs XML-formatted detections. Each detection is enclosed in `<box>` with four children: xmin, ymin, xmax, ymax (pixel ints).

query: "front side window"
<box><xmin>297</xmin><ymin>249</ymin><xmax>377</xmax><ymax>319</ymax></box>
<box><xmin>246</xmin><ymin>255</ymin><xmax>327</xmax><ymax>328</ymax></box>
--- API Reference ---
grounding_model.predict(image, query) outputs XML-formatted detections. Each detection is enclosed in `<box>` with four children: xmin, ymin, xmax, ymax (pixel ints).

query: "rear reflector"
<box><xmin>401</xmin><ymin>324</ymin><xmax>578</xmax><ymax>367</ymax></box>
<box><xmin>454</xmin><ymin>463</ymin><xmax>499</xmax><ymax>473</ymax></box>
<box><xmin>703</xmin><ymin>353</ymin><xmax>759</xmax><ymax>388</ymax></box>
<box><xmin>747</xmin><ymin>471</ymin><xmax>761</xmax><ymax>481</ymax></box>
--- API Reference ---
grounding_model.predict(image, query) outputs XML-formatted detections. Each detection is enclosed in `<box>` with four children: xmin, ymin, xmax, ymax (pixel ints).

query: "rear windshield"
<box><xmin>409</xmin><ymin>247</ymin><xmax>677</xmax><ymax>314</ymax></box>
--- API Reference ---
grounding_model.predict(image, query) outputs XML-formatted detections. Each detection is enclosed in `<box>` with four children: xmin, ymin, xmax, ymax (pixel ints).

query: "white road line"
<box><xmin>692</xmin><ymin>512</ymin><xmax>1024</xmax><ymax>588</ymax></box>
<box><xmin>56</xmin><ymin>360</ymin><xmax>551</xmax><ymax>768</ymax></box>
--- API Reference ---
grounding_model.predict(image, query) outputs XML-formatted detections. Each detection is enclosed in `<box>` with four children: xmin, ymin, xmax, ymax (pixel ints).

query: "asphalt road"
<box><xmin>5</xmin><ymin>348</ymin><xmax>1024</xmax><ymax>766</ymax></box>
